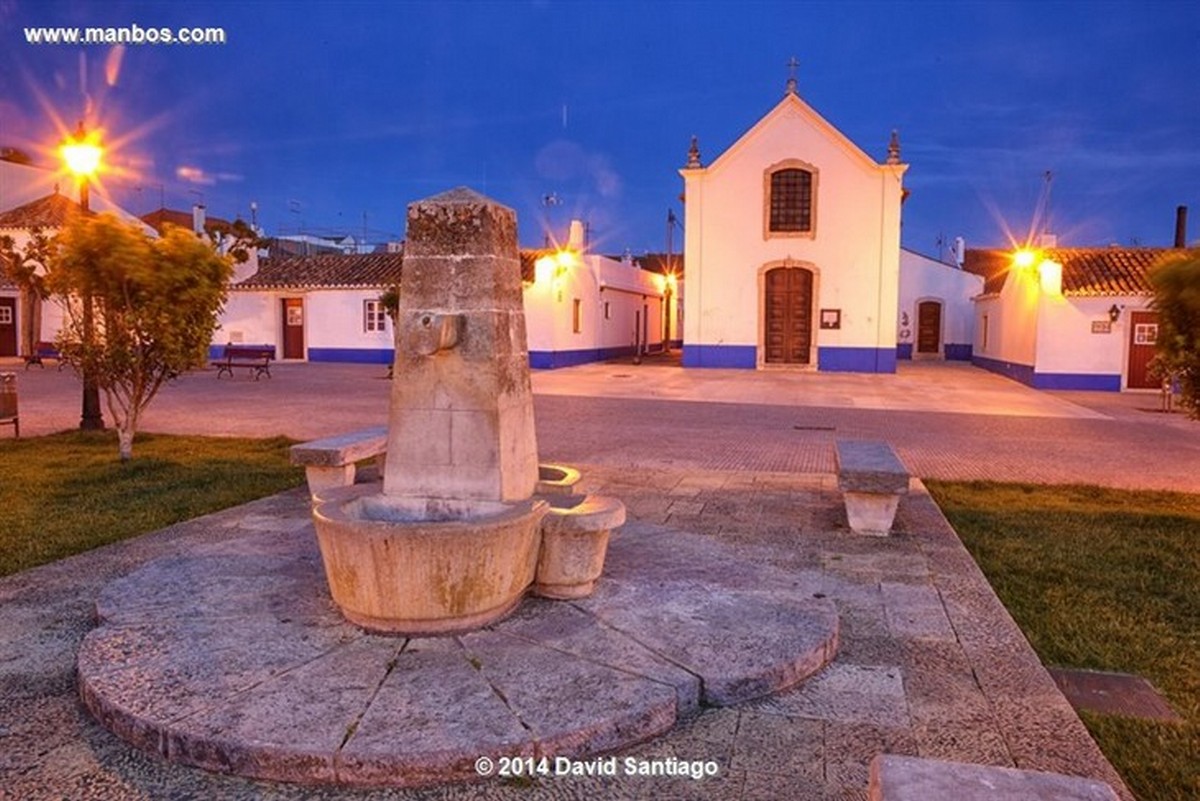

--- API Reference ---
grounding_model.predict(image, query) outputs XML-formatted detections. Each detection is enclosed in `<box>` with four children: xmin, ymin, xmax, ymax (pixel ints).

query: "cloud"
<box><xmin>175</xmin><ymin>165</ymin><xmax>243</xmax><ymax>185</ymax></box>
<box><xmin>534</xmin><ymin>139</ymin><xmax>622</xmax><ymax>199</ymax></box>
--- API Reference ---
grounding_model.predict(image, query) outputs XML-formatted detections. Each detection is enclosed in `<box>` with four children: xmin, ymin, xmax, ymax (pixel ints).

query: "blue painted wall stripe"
<box><xmin>307</xmin><ymin>347</ymin><xmax>393</xmax><ymax>364</ymax></box>
<box><xmin>972</xmin><ymin>355</ymin><xmax>1120</xmax><ymax>391</ymax></box>
<box><xmin>681</xmin><ymin>345</ymin><xmax>757</xmax><ymax>368</ymax></box>
<box><xmin>817</xmin><ymin>347</ymin><xmax>897</xmax><ymax>373</ymax></box>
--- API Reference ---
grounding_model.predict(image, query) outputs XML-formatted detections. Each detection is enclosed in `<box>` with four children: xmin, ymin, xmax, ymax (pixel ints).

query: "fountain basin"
<box><xmin>312</xmin><ymin>485</ymin><xmax>548</xmax><ymax>634</ymax></box>
<box><xmin>534</xmin><ymin>494</ymin><xmax>625</xmax><ymax>600</ymax></box>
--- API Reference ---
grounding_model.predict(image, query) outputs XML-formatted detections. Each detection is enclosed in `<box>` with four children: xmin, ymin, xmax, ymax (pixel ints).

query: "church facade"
<box><xmin>679</xmin><ymin>79</ymin><xmax>907</xmax><ymax>372</ymax></box>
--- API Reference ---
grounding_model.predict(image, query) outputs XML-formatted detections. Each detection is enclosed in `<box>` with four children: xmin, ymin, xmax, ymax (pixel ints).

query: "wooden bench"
<box><xmin>835</xmin><ymin>440</ymin><xmax>910</xmax><ymax>536</ymax></box>
<box><xmin>290</xmin><ymin>426</ymin><xmax>389</xmax><ymax>497</ymax></box>
<box><xmin>24</xmin><ymin>341</ymin><xmax>62</xmax><ymax>370</ymax></box>
<box><xmin>212</xmin><ymin>344</ymin><xmax>275</xmax><ymax>379</ymax></box>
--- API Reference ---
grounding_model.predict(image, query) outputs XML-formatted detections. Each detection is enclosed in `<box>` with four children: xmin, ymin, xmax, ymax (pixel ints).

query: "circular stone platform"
<box><xmin>77</xmin><ymin>519</ymin><xmax>838</xmax><ymax>788</ymax></box>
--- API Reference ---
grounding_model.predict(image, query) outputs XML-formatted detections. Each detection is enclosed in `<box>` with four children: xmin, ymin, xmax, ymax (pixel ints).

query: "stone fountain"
<box><xmin>311</xmin><ymin>187</ymin><xmax>619</xmax><ymax>634</ymax></box>
<box><xmin>75</xmin><ymin>187</ymin><xmax>838</xmax><ymax>789</ymax></box>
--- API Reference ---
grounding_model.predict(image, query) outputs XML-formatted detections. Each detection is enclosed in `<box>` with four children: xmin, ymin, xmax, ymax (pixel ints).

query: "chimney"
<box><xmin>953</xmin><ymin>236</ymin><xmax>965</xmax><ymax>268</ymax></box>
<box><xmin>192</xmin><ymin>204</ymin><xmax>206</xmax><ymax>235</ymax></box>
<box><xmin>1175</xmin><ymin>205</ymin><xmax>1188</xmax><ymax>248</ymax></box>
<box><xmin>567</xmin><ymin>219</ymin><xmax>586</xmax><ymax>252</ymax></box>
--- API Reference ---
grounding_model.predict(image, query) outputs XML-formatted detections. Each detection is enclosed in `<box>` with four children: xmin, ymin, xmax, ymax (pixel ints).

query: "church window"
<box><xmin>769</xmin><ymin>169</ymin><xmax>813</xmax><ymax>232</ymax></box>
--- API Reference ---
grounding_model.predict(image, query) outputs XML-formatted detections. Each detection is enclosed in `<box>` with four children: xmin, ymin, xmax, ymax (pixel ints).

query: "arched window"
<box><xmin>769</xmin><ymin>168</ymin><xmax>813</xmax><ymax>232</ymax></box>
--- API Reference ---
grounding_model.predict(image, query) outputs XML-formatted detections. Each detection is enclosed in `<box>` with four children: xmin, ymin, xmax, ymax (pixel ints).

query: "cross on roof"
<box><xmin>786</xmin><ymin>56</ymin><xmax>799</xmax><ymax>95</ymax></box>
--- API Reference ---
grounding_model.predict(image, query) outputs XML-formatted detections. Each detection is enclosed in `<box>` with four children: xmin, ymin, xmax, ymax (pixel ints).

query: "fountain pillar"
<box><xmin>385</xmin><ymin>188</ymin><xmax>539</xmax><ymax>505</ymax></box>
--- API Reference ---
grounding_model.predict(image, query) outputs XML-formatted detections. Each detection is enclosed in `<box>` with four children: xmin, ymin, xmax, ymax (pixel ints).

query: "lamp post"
<box><xmin>61</xmin><ymin>121</ymin><xmax>104</xmax><ymax>431</ymax></box>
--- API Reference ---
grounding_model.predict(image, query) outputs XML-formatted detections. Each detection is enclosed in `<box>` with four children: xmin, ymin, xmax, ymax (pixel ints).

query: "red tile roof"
<box><xmin>1053</xmin><ymin>248</ymin><xmax>1171</xmax><ymax>296</ymax></box>
<box><xmin>140</xmin><ymin>207</ymin><xmax>232</xmax><ymax>236</ymax></box>
<box><xmin>236</xmin><ymin>252</ymin><xmax>404</xmax><ymax>289</ymax></box>
<box><xmin>964</xmin><ymin>247</ymin><xmax>1177</xmax><ymax>297</ymax></box>
<box><xmin>0</xmin><ymin>192</ymin><xmax>87</xmax><ymax>229</ymax></box>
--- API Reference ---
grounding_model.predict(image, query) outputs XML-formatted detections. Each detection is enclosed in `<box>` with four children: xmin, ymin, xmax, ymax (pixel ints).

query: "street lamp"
<box><xmin>60</xmin><ymin>121</ymin><xmax>104</xmax><ymax>431</ymax></box>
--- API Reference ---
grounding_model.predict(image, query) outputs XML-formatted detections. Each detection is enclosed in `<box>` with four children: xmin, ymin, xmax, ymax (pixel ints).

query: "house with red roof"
<box><xmin>964</xmin><ymin>245</ymin><xmax>1177</xmax><ymax>390</ymax></box>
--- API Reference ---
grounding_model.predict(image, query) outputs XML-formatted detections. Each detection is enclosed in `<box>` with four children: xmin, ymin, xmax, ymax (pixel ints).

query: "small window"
<box><xmin>0</xmin><ymin>307</ymin><xmax>12</xmax><ymax>325</ymax></box>
<box><xmin>363</xmin><ymin>299</ymin><xmax>387</xmax><ymax>332</ymax></box>
<box><xmin>769</xmin><ymin>168</ymin><xmax>813</xmax><ymax>232</ymax></box>
<box><xmin>981</xmin><ymin>314</ymin><xmax>989</xmax><ymax>351</ymax></box>
<box><xmin>573</xmin><ymin>298</ymin><xmax>582</xmax><ymax>333</ymax></box>
<box><xmin>604</xmin><ymin>301</ymin><xmax>611</xmax><ymax>320</ymax></box>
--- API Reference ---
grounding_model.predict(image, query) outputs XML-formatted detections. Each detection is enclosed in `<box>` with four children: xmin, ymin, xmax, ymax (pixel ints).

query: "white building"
<box><xmin>523</xmin><ymin>221</ymin><xmax>679</xmax><ymax>368</ymax></box>
<box><xmin>965</xmin><ymin>247</ymin><xmax>1173</xmax><ymax>390</ymax></box>
<box><xmin>215</xmin><ymin>218</ymin><xmax>680</xmax><ymax>368</ymax></box>
<box><xmin>897</xmin><ymin>247</ymin><xmax>982</xmax><ymax>361</ymax></box>
<box><xmin>216</xmin><ymin>252</ymin><xmax>403</xmax><ymax>363</ymax></box>
<box><xmin>679</xmin><ymin>78</ymin><xmax>907</xmax><ymax>371</ymax></box>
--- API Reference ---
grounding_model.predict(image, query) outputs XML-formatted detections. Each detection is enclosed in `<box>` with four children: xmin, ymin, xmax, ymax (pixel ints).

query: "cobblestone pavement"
<box><xmin>2</xmin><ymin>359</ymin><xmax>1196</xmax><ymax>491</ymax></box>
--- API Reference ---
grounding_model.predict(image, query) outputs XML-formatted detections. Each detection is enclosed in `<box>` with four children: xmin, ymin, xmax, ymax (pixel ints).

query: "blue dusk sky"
<box><xmin>1</xmin><ymin>1</ymin><xmax>1196</xmax><ymax>257</ymax></box>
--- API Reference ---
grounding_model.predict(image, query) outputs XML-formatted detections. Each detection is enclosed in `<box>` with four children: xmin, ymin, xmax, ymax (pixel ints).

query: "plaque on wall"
<box><xmin>1091</xmin><ymin>321</ymin><xmax>1112</xmax><ymax>334</ymax></box>
<box><xmin>820</xmin><ymin>309</ymin><xmax>841</xmax><ymax>330</ymax></box>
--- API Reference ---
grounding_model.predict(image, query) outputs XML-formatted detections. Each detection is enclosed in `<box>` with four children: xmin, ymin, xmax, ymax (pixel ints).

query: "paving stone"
<box><xmin>868</xmin><ymin>754</ymin><xmax>1119</xmax><ymax>801</ymax></box>
<box><xmin>748</xmin><ymin>664</ymin><xmax>911</xmax><ymax>728</ymax></box>
<box><xmin>880</xmin><ymin>583</ymin><xmax>956</xmax><ymax>642</ymax></box>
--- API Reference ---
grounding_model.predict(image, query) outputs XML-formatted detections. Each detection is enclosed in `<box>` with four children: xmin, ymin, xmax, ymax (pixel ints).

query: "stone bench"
<box><xmin>533</xmin><ymin>494</ymin><xmax>626</xmax><ymax>600</ymax></box>
<box><xmin>290</xmin><ymin>426</ymin><xmax>388</xmax><ymax>497</ymax></box>
<box><xmin>835</xmin><ymin>440</ymin><xmax>910</xmax><ymax>535</ymax></box>
<box><xmin>868</xmin><ymin>755</ymin><xmax>1118</xmax><ymax>801</ymax></box>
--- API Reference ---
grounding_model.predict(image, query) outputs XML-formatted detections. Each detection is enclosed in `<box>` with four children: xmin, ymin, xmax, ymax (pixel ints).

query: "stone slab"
<box><xmin>77</xmin><ymin>520</ymin><xmax>838</xmax><ymax>788</ymax></box>
<box><xmin>1047</xmin><ymin>668</ymin><xmax>1183</xmax><ymax>722</ymax></box>
<box><xmin>836</xmin><ymin>440</ymin><xmax>911</xmax><ymax>494</ymax></box>
<box><xmin>868</xmin><ymin>755</ymin><xmax>1119</xmax><ymax>801</ymax></box>
<box><xmin>289</xmin><ymin>426</ymin><xmax>388</xmax><ymax>467</ymax></box>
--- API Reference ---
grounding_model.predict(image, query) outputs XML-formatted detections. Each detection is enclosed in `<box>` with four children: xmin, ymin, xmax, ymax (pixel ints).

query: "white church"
<box><xmin>678</xmin><ymin>73</ymin><xmax>980</xmax><ymax>372</ymax></box>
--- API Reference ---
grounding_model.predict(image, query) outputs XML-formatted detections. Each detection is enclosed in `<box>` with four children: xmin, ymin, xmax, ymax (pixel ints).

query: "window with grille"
<box><xmin>363</xmin><ymin>299</ymin><xmax>387</xmax><ymax>332</ymax></box>
<box><xmin>769</xmin><ymin>168</ymin><xmax>813</xmax><ymax>232</ymax></box>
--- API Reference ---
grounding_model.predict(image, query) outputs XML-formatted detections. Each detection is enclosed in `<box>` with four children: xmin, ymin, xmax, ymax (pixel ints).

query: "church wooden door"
<box><xmin>916</xmin><ymin>301</ymin><xmax>942</xmax><ymax>356</ymax></box>
<box><xmin>764</xmin><ymin>267</ymin><xmax>812</xmax><ymax>365</ymax></box>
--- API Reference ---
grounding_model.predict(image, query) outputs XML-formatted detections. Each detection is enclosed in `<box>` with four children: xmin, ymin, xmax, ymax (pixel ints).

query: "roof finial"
<box><xmin>685</xmin><ymin>135</ymin><xmax>702</xmax><ymax>169</ymax></box>
<box><xmin>886</xmin><ymin>129</ymin><xmax>901</xmax><ymax>164</ymax></box>
<box><xmin>785</xmin><ymin>56</ymin><xmax>799</xmax><ymax>95</ymax></box>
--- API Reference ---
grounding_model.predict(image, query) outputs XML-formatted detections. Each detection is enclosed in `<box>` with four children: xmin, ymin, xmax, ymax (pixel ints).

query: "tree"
<box><xmin>46</xmin><ymin>213</ymin><xmax>234</xmax><ymax>459</ymax></box>
<box><xmin>1150</xmin><ymin>249</ymin><xmax>1200</xmax><ymax>418</ymax></box>
<box><xmin>0</xmin><ymin>229</ymin><xmax>53</xmax><ymax>357</ymax></box>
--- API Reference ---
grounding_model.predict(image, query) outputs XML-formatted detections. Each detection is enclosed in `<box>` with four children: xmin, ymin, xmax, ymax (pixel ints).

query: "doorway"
<box><xmin>764</xmin><ymin>267</ymin><xmax>813</xmax><ymax>365</ymax></box>
<box><xmin>1126</xmin><ymin>310</ymin><xmax>1159</xmax><ymax>389</ymax></box>
<box><xmin>0</xmin><ymin>297</ymin><xmax>16</xmax><ymax>357</ymax></box>
<box><xmin>281</xmin><ymin>298</ymin><xmax>305</xmax><ymax>359</ymax></box>
<box><xmin>916</xmin><ymin>300</ymin><xmax>943</xmax><ymax>358</ymax></box>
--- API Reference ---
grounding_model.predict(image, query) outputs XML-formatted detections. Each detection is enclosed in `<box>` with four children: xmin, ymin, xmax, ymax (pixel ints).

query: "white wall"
<box><xmin>217</xmin><ymin>288</ymin><xmax>394</xmax><ymax>358</ymax></box>
<box><xmin>898</xmin><ymin>248</ymin><xmax>982</xmax><ymax>358</ymax></box>
<box><xmin>681</xmin><ymin>93</ymin><xmax>905</xmax><ymax>368</ymax></box>
<box><xmin>1035</xmin><ymin>294</ymin><xmax>1149</xmax><ymax>377</ymax></box>
<box><xmin>973</xmin><ymin>263</ymin><xmax>1039</xmax><ymax>368</ymax></box>
<box><xmin>522</xmin><ymin>252</ymin><xmax>672</xmax><ymax>366</ymax></box>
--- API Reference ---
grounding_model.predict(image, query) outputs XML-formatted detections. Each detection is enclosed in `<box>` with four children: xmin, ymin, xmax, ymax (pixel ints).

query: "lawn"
<box><xmin>0</xmin><ymin>431</ymin><xmax>305</xmax><ymax>577</ymax></box>
<box><xmin>926</xmin><ymin>481</ymin><xmax>1200</xmax><ymax>801</ymax></box>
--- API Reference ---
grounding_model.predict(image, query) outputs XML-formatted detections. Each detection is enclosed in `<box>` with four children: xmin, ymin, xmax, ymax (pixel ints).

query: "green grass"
<box><xmin>926</xmin><ymin>481</ymin><xmax>1200</xmax><ymax>801</ymax></box>
<box><xmin>0</xmin><ymin>431</ymin><xmax>305</xmax><ymax>577</ymax></box>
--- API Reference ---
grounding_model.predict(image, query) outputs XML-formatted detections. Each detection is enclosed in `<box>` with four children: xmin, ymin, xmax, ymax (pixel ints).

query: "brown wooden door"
<box><xmin>764</xmin><ymin>267</ymin><xmax>812</xmax><ymax>364</ymax></box>
<box><xmin>0</xmin><ymin>297</ymin><xmax>16</xmax><ymax>357</ymax></box>
<box><xmin>1127</xmin><ymin>310</ymin><xmax>1159</xmax><ymax>389</ymax></box>
<box><xmin>916</xmin><ymin>301</ymin><xmax>942</xmax><ymax>355</ymax></box>
<box><xmin>282</xmin><ymin>298</ymin><xmax>305</xmax><ymax>359</ymax></box>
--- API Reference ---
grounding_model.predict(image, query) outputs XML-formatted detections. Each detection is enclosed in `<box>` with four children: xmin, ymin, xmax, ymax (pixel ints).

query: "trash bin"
<box><xmin>1</xmin><ymin>372</ymin><xmax>17</xmax><ymax>438</ymax></box>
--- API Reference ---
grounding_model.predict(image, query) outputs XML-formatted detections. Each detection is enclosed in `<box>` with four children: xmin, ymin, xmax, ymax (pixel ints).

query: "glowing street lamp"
<box><xmin>61</xmin><ymin>121</ymin><xmax>105</xmax><ymax>431</ymax></box>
